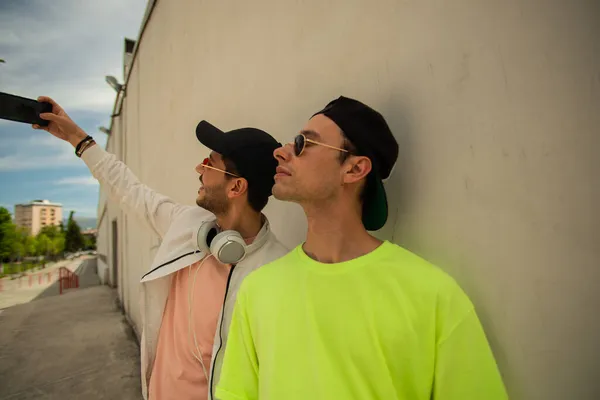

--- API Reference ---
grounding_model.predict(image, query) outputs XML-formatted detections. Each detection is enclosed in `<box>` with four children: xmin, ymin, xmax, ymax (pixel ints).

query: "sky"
<box><xmin>0</xmin><ymin>0</ymin><xmax>147</xmax><ymax>217</ymax></box>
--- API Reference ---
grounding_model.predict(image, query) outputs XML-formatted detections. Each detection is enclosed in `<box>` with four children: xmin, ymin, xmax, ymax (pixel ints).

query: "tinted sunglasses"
<box><xmin>293</xmin><ymin>133</ymin><xmax>349</xmax><ymax>157</ymax></box>
<box><xmin>200</xmin><ymin>157</ymin><xmax>240</xmax><ymax>177</ymax></box>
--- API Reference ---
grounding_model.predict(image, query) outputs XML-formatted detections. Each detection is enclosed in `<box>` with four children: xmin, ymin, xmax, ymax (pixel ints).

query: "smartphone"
<box><xmin>0</xmin><ymin>92</ymin><xmax>53</xmax><ymax>127</ymax></box>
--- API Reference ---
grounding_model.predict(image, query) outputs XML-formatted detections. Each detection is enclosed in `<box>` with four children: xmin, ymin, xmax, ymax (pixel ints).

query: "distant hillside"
<box><xmin>62</xmin><ymin>216</ymin><xmax>97</xmax><ymax>229</ymax></box>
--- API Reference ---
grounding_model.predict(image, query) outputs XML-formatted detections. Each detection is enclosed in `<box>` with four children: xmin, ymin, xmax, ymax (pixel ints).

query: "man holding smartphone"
<box><xmin>217</xmin><ymin>96</ymin><xmax>508</xmax><ymax>400</ymax></box>
<box><xmin>33</xmin><ymin>96</ymin><xmax>288</xmax><ymax>400</ymax></box>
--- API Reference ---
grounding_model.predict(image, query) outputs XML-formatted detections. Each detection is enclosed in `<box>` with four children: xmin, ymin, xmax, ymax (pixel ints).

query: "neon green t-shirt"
<box><xmin>216</xmin><ymin>241</ymin><xmax>507</xmax><ymax>400</ymax></box>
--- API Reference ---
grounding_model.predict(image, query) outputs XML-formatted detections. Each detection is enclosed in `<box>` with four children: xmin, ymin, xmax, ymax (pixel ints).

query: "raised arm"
<box><xmin>33</xmin><ymin>96</ymin><xmax>191</xmax><ymax>238</ymax></box>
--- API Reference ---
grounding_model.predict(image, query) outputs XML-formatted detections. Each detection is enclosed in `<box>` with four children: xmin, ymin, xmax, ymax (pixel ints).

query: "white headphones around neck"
<box><xmin>196</xmin><ymin>219</ymin><xmax>247</xmax><ymax>264</ymax></box>
<box><xmin>196</xmin><ymin>217</ymin><xmax>271</xmax><ymax>264</ymax></box>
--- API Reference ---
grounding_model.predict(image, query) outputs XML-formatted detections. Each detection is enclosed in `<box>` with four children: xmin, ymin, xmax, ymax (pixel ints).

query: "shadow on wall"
<box><xmin>33</xmin><ymin>258</ymin><xmax>101</xmax><ymax>301</ymax></box>
<box><xmin>371</xmin><ymin>94</ymin><xmax>515</xmax><ymax>394</ymax></box>
<box><xmin>371</xmin><ymin>94</ymin><xmax>414</xmax><ymax>245</ymax></box>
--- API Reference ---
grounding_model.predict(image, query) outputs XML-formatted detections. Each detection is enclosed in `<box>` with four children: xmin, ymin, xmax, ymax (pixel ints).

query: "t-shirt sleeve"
<box><xmin>215</xmin><ymin>282</ymin><xmax>259</xmax><ymax>400</ymax></box>
<box><xmin>433</xmin><ymin>282</ymin><xmax>508</xmax><ymax>400</ymax></box>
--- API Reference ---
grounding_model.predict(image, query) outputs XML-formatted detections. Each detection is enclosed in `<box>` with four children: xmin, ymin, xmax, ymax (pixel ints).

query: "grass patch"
<box><xmin>0</xmin><ymin>261</ymin><xmax>47</xmax><ymax>278</ymax></box>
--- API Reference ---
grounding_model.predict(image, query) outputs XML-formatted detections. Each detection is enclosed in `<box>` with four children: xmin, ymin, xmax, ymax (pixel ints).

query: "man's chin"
<box><xmin>272</xmin><ymin>185</ymin><xmax>295</xmax><ymax>201</ymax></box>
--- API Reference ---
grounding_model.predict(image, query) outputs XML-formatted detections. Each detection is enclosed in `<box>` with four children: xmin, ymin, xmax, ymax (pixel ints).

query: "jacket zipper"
<box><xmin>209</xmin><ymin>264</ymin><xmax>236</xmax><ymax>398</ymax></box>
<box><xmin>140</xmin><ymin>250</ymin><xmax>200</xmax><ymax>280</ymax></box>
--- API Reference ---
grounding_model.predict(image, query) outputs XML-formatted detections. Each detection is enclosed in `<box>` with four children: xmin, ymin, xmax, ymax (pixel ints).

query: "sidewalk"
<box><xmin>0</xmin><ymin>285</ymin><xmax>141</xmax><ymax>399</ymax></box>
<box><xmin>0</xmin><ymin>256</ymin><xmax>97</xmax><ymax>310</ymax></box>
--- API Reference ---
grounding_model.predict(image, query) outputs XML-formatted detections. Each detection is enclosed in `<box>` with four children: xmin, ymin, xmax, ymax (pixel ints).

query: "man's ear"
<box><xmin>343</xmin><ymin>156</ymin><xmax>372</xmax><ymax>184</ymax></box>
<box><xmin>228</xmin><ymin>177</ymin><xmax>249</xmax><ymax>199</ymax></box>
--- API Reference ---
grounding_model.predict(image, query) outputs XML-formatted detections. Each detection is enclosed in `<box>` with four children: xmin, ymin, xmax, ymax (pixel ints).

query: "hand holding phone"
<box><xmin>0</xmin><ymin>93</ymin><xmax>89</xmax><ymax>148</ymax></box>
<box><xmin>31</xmin><ymin>96</ymin><xmax>88</xmax><ymax>147</ymax></box>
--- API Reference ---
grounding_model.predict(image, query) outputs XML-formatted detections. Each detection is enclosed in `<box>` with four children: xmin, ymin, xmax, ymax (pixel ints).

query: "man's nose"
<box><xmin>274</xmin><ymin>142</ymin><xmax>293</xmax><ymax>162</ymax></box>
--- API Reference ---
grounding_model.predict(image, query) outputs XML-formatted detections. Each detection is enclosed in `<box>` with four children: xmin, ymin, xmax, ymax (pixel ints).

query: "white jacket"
<box><xmin>82</xmin><ymin>145</ymin><xmax>288</xmax><ymax>400</ymax></box>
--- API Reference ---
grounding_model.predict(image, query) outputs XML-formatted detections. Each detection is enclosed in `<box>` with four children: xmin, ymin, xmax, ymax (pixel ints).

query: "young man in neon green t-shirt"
<box><xmin>216</xmin><ymin>96</ymin><xmax>508</xmax><ymax>400</ymax></box>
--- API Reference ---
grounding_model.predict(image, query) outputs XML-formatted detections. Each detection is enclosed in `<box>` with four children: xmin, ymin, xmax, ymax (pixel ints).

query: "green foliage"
<box><xmin>0</xmin><ymin>261</ymin><xmax>40</xmax><ymax>277</ymax></box>
<box><xmin>38</xmin><ymin>225</ymin><xmax>62</xmax><ymax>240</ymax></box>
<box><xmin>24</xmin><ymin>234</ymin><xmax>37</xmax><ymax>256</ymax></box>
<box><xmin>0</xmin><ymin>207</ymin><xmax>89</xmax><ymax>263</ymax></box>
<box><xmin>0</xmin><ymin>207</ymin><xmax>18</xmax><ymax>261</ymax></box>
<box><xmin>52</xmin><ymin>235</ymin><xmax>66</xmax><ymax>257</ymax></box>
<box><xmin>0</xmin><ymin>207</ymin><xmax>11</xmax><ymax>224</ymax></box>
<box><xmin>36</xmin><ymin>234</ymin><xmax>52</xmax><ymax>256</ymax></box>
<box><xmin>83</xmin><ymin>234</ymin><xmax>96</xmax><ymax>250</ymax></box>
<box><xmin>65</xmin><ymin>211</ymin><xmax>85</xmax><ymax>253</ymax></box>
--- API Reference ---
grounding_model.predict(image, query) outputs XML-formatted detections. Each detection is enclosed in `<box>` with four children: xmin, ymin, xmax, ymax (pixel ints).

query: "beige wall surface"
<box><xmin>96</xmin><ymin>1</ymin><xmax>600</xmax><ymax>398</ymax></box>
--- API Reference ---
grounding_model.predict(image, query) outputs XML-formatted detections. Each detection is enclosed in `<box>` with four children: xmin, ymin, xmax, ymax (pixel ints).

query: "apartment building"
<box><xmin>15</xmin><ymin>200</ymin><xmax>63</xmax><ymax>236</ymax></box>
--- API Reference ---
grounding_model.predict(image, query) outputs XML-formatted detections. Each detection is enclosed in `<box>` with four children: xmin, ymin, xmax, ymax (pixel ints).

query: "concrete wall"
<box><xmin>96</xmin><ymin>1</ymin><xmax>600</xmax><ymax>398</ymax></box>
<box><xmin>96</xmin><ymin>108</ymin><xmax>124</xmax><ymax>294</ymax></box>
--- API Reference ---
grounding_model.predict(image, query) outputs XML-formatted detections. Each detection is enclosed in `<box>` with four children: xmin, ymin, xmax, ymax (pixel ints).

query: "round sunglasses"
<box><xmin>293</xmin><ymin>133</ymin><xmax>349</xmax><ymax>157</ymax></box>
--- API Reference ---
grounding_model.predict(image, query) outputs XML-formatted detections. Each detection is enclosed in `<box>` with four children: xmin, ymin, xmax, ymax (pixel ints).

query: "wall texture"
<box><xmin>96</xmin><ymin>1</ymin><xmax>600</xmax><ymax>398</ymax></box>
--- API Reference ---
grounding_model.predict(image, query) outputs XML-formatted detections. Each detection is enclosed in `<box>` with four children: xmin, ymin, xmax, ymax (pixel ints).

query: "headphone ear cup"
<box><xmin>210</xmin><ymin>231</ymin><xmax>246</xmax><ymax>264</ymax></box>
<box><xmin>197</xmin><ymin>220</ymin><xmax>218</xmax><ymax>253</ymax></box>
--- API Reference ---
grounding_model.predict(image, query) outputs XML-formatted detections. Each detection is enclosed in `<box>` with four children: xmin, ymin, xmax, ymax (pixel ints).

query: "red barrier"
<box><xmin>59</xmin><ymin>267</ymin><xmax>79</xmax><ymax>295</ymax></box>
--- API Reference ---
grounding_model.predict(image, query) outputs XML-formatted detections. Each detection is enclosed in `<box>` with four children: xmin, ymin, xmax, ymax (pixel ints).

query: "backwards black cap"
<box><xmin>313</xmin><ymin>96</ymin><xmax>399</xmax><ymax>230</ymax></box>
<box><xmin>196</xmin><ymin>121</ymin><xmax>281</xmax><ymax>201</ymax></box>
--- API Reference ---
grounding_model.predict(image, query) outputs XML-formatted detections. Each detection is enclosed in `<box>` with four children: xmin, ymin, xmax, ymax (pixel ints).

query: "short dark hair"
<box><xmin>223</xmin><ymin>156</ymin><xmax>270</xmax><ymax>212</ymax></box>
<box><xmin>339</xmin><ymin>132</ymin><xmax>368</xmax><ymax>205</ymax></box>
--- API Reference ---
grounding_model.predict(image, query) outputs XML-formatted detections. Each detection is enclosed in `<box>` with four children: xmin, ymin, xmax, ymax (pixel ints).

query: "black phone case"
<box><xmin>0</xmin><ymin>92</ymin><xmax>52</xmax><ymax>127</ymax></box>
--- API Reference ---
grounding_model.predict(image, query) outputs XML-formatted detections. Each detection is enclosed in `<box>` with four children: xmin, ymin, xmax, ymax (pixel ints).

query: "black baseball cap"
<box><xmin>313</xmin><ymin>96</ymin><xmax>399</xmax><ymax>231</ymax></box>
<box><xmin>196</xmin><ymin>121</ymin><xmax>281</xmax><ymax>200</ymax></box>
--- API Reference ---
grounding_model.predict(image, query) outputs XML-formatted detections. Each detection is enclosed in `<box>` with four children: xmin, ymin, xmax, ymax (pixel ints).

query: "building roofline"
<box><xmin>106</xmin><ymin>0</ymin><xmax>158</xmax><ymax>150</ymax></box>
<box><xmin>15</xmin><ymin>201</ymin><xmax>63</xmax><ymax>207</ymax></box>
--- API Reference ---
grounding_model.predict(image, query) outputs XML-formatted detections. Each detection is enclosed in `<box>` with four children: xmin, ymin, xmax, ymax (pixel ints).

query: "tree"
<box><xmin>65</xmin><ymin>211</ymin><xmax>84</xmax><ymax>252</ymax></box>
<box><xmin>14</xmin><ymin>228</ymin><xmax>30</xmax><ymax>259</ymax></box>
<box><xmin>0</xmin><ymin>207</ymin><xmax>18</xmax><ymax>262</ymax></box>
<box><xmin>24</xmin><ymin>235</ymin><xmax>37</xmax><ymax>257</ymax></box>
<box><xmin>12</xmin><ymin>236</ymin><xmax>24</xmax><ymax>261</ymax></box>
<box><xmin>39</xmin><ymin>225</ymin><xmax>61</xmax><ymax>240</ymax></box>
<box><xmin>51</xmin><ymin>235</ymin><xmax>65</xmax><ymax>259</ymax></box>
<box><xmin>0</xmin><ymin>207</ymin><xmax>10</xmax><ymax>225</ymax></box>
<box><xmin>83</xmin><ymin>234</ymin><xmax>97</xmax><ymax>250</ymax></box>
<box><xmin>36</xmin><ymin>234</ymin><xmax>52</xmax><ymax>257</ymax></box>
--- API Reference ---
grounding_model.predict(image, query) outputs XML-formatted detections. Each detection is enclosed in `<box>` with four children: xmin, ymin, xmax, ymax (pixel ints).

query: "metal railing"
<box><xmin>58</xmin><ymin>267</ymin><xmax>79</xmax><ymax>294</ymax></box>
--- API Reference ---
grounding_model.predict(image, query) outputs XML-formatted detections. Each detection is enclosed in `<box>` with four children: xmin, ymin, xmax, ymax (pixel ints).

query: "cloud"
<box><xmin>0</xmin><ymin>133</ymin><xmax>80</xmax><ymax>171</ymax></box>
<box><xmin>55</xmin><ymin>176</ymin><xmax>98</xmax><ymax>186</ymax></box>
<box><xmin>0</xmin><ymin>121</ymin><xmax>108</xmax><ymax>171</ymax></box>
<box><xmin>0</xmin><ymin>0</ymin><xmax>145</xmax><ymax>217</ymax></box>
<box><xmin>0</xmin><ymin>151</ymin><xmax>78</xmax><ymax>171</ymax></box>
<box><xmin>0</xmin><ymin>0</ymin><xmax>146</xmax><ymax>112</ymax></box>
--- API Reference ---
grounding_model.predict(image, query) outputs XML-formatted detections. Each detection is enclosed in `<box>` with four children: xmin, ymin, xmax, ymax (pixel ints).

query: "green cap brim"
<box><xmin>362</xmin><ymin>173</ymin><xmax>388</xmax><ymax>231</ymax></box>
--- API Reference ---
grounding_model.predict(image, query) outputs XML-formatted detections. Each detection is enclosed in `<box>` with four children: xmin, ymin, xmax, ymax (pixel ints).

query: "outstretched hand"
<box><xmin>32</xmin><ymin>96</ymin><xmax>87</xmax><ymax>147</ymax></box>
